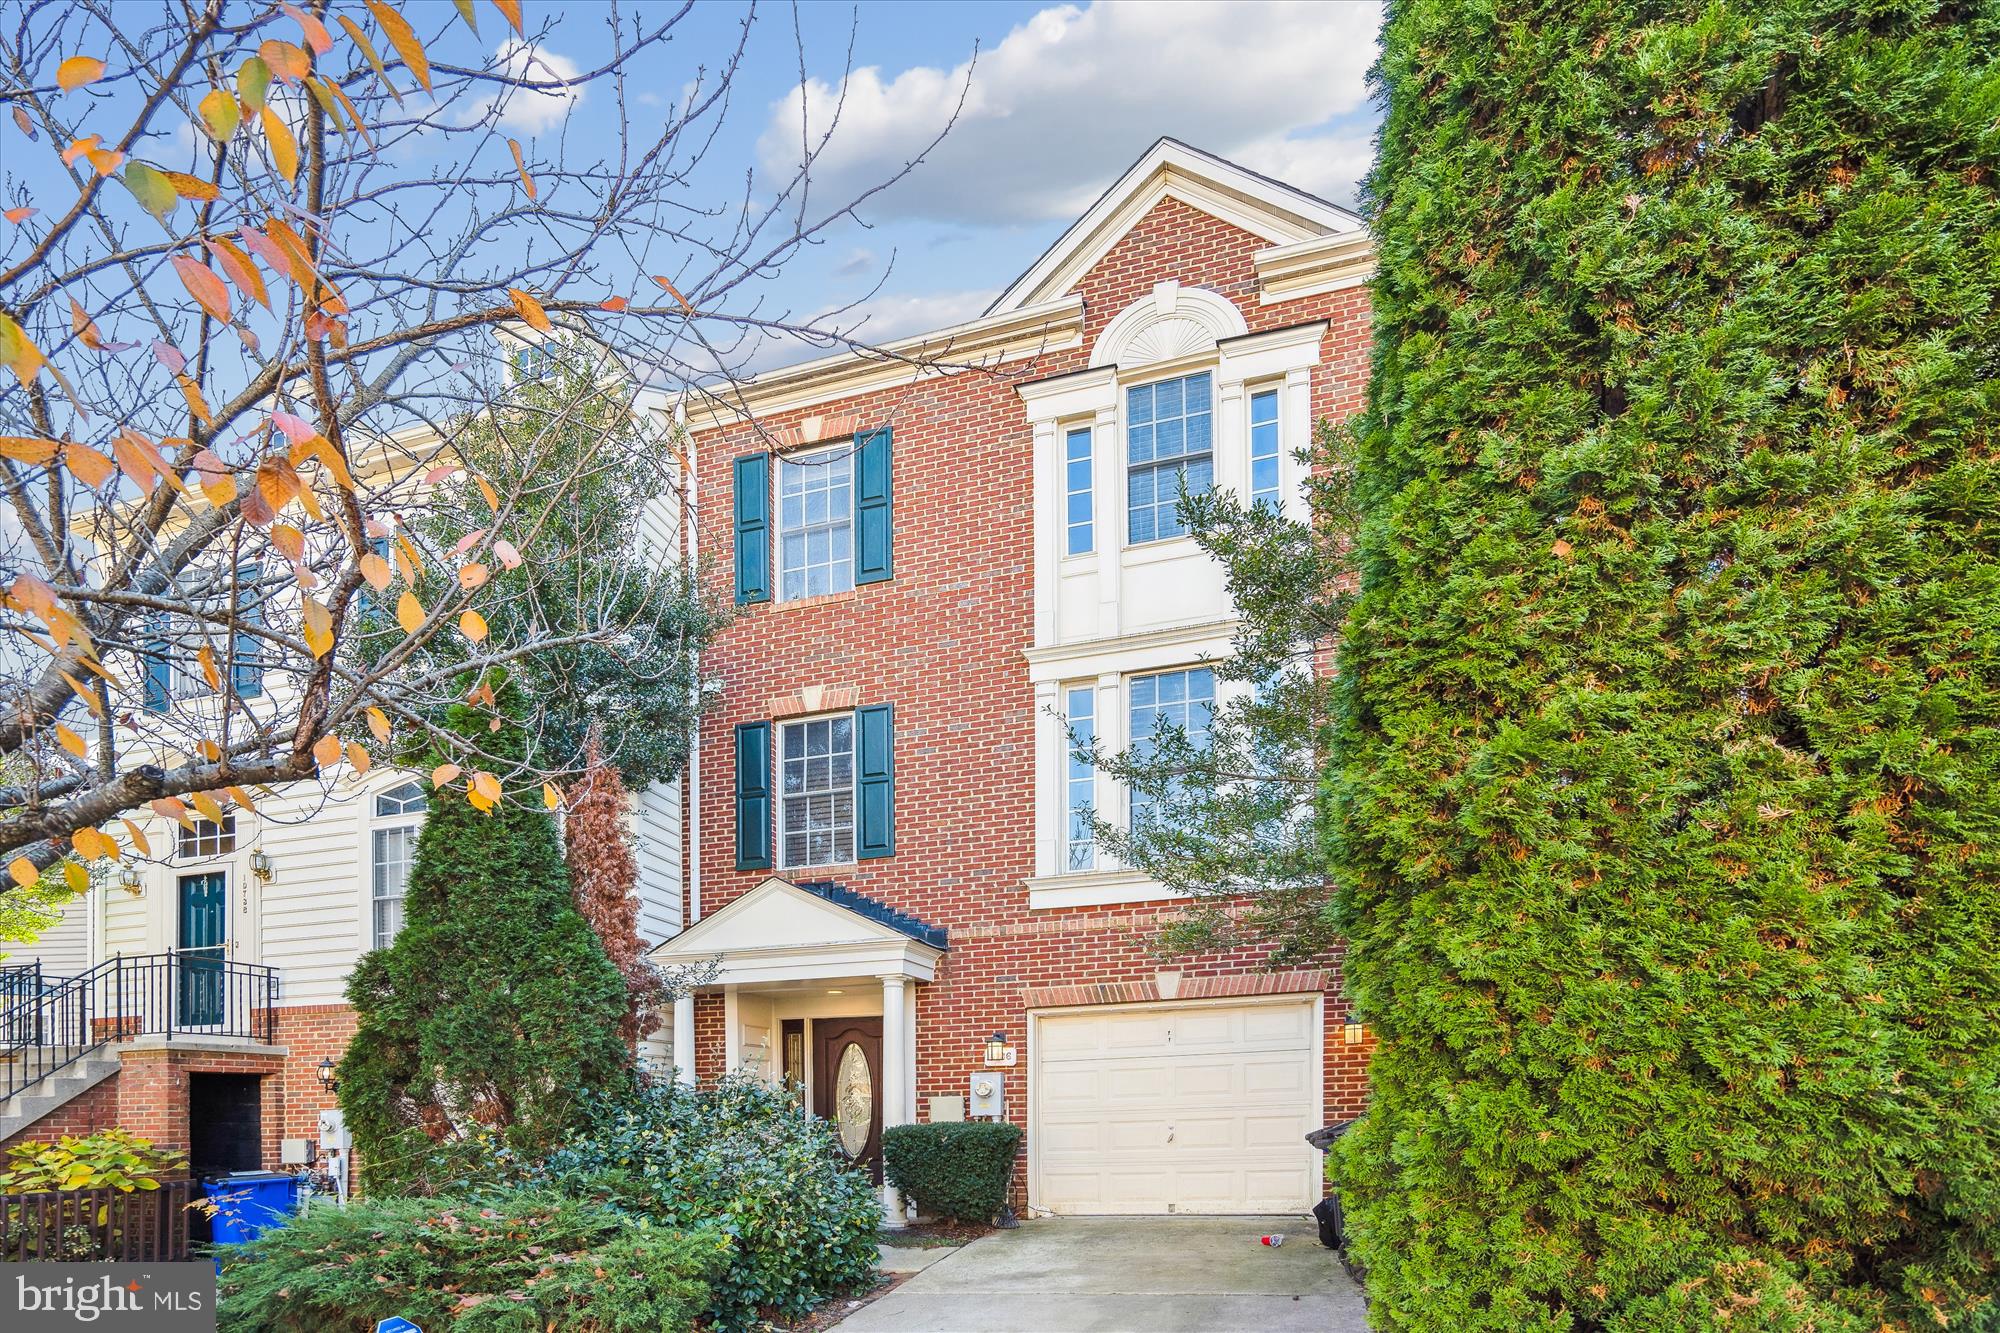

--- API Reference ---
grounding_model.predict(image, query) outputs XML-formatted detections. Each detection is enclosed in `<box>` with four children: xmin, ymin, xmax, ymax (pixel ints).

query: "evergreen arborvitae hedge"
<box><xmin>340</xmin><ymin>679</ymin><xmax>632</xmax><ymax>1195</ymax></box>
<box><xmin>1333</xmin><ymin>4</ymin><xmax>2000</xmax><ymax>1328</ymax></box>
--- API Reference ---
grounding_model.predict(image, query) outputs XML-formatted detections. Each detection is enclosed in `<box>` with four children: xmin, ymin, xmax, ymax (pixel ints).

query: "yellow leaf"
<box><xmin>225</xmin><ymin>786</ymin><xmax>258</xmax><ymax>812</ymax></box>
<box><xmin>190</xmin><ymin>791</ymin><xmax>226</xmax><ymax>824</ymax></box>
<box><xmin>453</xmin><ymin>0</ymin><xmax>479</xmax><ymax>35</ymax></box>
<box><xmin>150</xmin><ymin>797</ymin><xmax>196</xmax><ymax>832</ymax></box>
<box><xmin>359</xmin><ymin>552</ymin><xmax>392</xmax><ymax>592</ymax></box>
<box><xmin>471</xmin><ymin>771</ymin><xmax>503</xmax><ymax>802</ymax></box>
<box><xmin>194</xmin><ymin>739</ymin><xmax>222</xmax><ymax>762</ymax></box>
<box><xmin>458</xmin><ymin>562</ymin><xmax>488</xmax><ymax>590</ymax></box>
<box><xmin>271</xmin><ymin>524</ymin><xmax>306</xmax><ymax>562</ymax></box>
<box><xmin>260</xmin><ymin>105</ymin><xmax>298</xmax><ymax>185</ymax></box>
<box><xmin>54</xmin><ymin>721</ymin><xmax>87</xmax><ymax>757</ymax></box>
<box><xmin>72</xmin><ymin>826</ymin><xmax>115</xmax><ymax>861</ymax></box>
<box><xmin>0</xmin><ymin>312</ymin><xmax>48</xmax><ymax>386</ymax></box>
<box><xmin>543</xmin><ymin>781</ymin><xmax>561</xmax><ymax>809</ymax></box>
<box><xmin>196</xmin><ymin>643</ymin><xmax>220</xmax><ymax>690</ymax></box>
<box><xmin>9</xmin><ymin>857</ymin><xmax>38</xmax><ymax>888</ymax></box>
<box><xmin>257</xmin><ymin>455</ymin><xmax>301</xmax><ymax>512</ymax></box>
<box><xmin>63</xmin><ymin>861</ymin><xmax>89</xmax><ymax>895</ymax></box>
<box><xmin>395</xmin><ymin>591</ymin><xmax>424</xmax><ymax>634</ymax></box>
<box><xmin>431</xmin><ymin>762</ymin><xmax>461</xmax><ymax>787</ymax></box>
<box><xmin>337</xmin><ymin>15</ymin><xmax>401</xmax><ymax>106</ymax></box>
<box><xmin>61</xmin><ymin>672</ymin><xmax>103</xmax><ymax>717</ymax></box>
<box><xmin>120</xmin><ymin>820</ymin><xmax>151</xmax><ymax>857</ymax></box>
<box><xmin>366</xmin><ymin>0</ymin><xmax>433</xmax><ymax>92</ymax></box>
<box><xmin>302</xmin><ymin>595</ymin><xmax>334</xmax><ymax>658</ymax></box>
<box><xmin>467</xmin><ymin>786</ymin><xmax>494</xmax><ymax>813</ymax></box>
<box><xmin>57</xmin><ymin>56</ymin><xmax>105</xmax><ymax>92</ymax></box>
<box><xmin>312</xmin><ymin>734</ymin><xmax>341</xmax><ymax>768</ymax></box>
<box><xmin>474</xmin><ymin>475</ymin><xmax>501</xmax><ymax>512</ymax></box>
<box><xmin>507</xmin><ymin>288</ymin><xmax>552</xmax><ymax>334</ymax></box>
<box><xmin>491</xmin><ymin>0</ymin><xmax>524</xmax><ymax>36</ymax></box>
<box><xmin>366</xmin><ymin>707</ymin><xmax>391</xmax><ymax>743</ymax></box>
<box><xmin>345</xmin><ymin>742</ymin><xmax>371</xmax><ymax>774</ymax></box>
<box><xmin>197</xmin><ymin>87</ymin><xmax>241</xmax><ymax>141</ymax></box>
<box><xmin>458</xmin><ymin>609</ymin><xmax>488</xmax><ymax>642</ymax></box>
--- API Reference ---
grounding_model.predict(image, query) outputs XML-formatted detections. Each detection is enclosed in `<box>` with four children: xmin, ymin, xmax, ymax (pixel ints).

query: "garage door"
<box><xmin>1033</xmin><ymin>998</ymin><xmax>1320</xmax><ymax>1215</ymax></box>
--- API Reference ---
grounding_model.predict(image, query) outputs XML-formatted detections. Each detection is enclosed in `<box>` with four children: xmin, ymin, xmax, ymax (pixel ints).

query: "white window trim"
<box><xmin>1062</xmin><ymin>425</ymin><xmax>1095</xmax><ymax>560</ymax></box>
<box><xmin>774</xmin><ymin>442</ymin><xmax>856</xmax><ymax>603</ymax></box>
<box><xmin>776</xmin><ymin>711</ymin><xmax>858</xmax><ymax>872</ymax></box>
<box><xmin>369</xmin><ymin>781</ymin><xmax>426</xmax><ymax>951</ymax></box>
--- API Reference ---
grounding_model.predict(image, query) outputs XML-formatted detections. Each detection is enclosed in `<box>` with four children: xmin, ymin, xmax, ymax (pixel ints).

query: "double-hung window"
<box><xmin>1064</xmin><ymin>685</ymin><xmax>1096</xmax><ymax>870</ymax></box>
<box><xmin>777</xmin><ymin>447</ymin><xmax>854</xmax><ymax>600</ymax></box>
<box><xmin>1064</xmin><ymin>427</ymin><xmax>1093</xmax><ymax>556</ymax></box>
<box><xmin>372</xmin><ymin>781</ymin><xmax>426</xmax><ymax>949</ymax></box>
<box><xmin>780</xmin><ymin>714</ymin><xmax>855</xmax><ymax>868</ymax></box>
<box><xmin>1126</xmin><ymin>371</ymin><xmax>1213</xmax><ymax>543</ymax></box>
<box><xmin>1128</xmin><ymin>667</ymin><xmax>1216</xmax><ymax>828</ymax></box>
<box><xmin>1249</xmin><ymin>388</ymin><xmax>1281</xmax><ymax>510</ymax></box>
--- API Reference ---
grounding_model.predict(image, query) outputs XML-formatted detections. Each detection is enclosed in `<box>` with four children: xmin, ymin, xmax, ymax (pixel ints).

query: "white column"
<box><xmin>672</xmin><ymin>993</ymin><xmax>697</xmax><ymax>1085</ymax></box>
<box><xmin>723</xmin><ymin>987</ymin><xmax>740</xmax><ymax>1073</ymax></box>
<box><xmin>1282</xmin><ymin>366</ymin><xmax>1313</xmax><ymax>524</ymax></box>
<box><xmin>1033</xmin><ymin>680</ymin><xmax>1061</xmax><ymax>879</ymax></box>
<box><xmin>1095</xmin><ymin>671</ymin><xmax>1123</xmax><ymax>868</ymax></box>
<box><xmin>879</xmin><ymin>973</ymin><xmax>909</xmax><ymax>1228</ymax></box>
<box><xmin>1093</xmin><ymin>404</ymin><xmax>1120</xmax><ymax>637</ymax></box>
<box><xmin>903</xmin><ymin>980</ymin><xmax>919</xmax><ymax>1126</ymax></box>
<box><xmin>1215</xmin><ymin>376</ymin><xmax>1248</xmax><ymax>498</ymax></box>
<box><xmin>1031</xmin><ymin>420</ymin><xmax>1058</xmax><ymax>647</ymax></box>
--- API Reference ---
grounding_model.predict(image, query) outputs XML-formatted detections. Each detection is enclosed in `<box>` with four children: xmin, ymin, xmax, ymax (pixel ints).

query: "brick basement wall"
<box><xmin>686</xmin><ymin>193</ymin><xmax>1375</xmax><ymax>1207</ymax></box>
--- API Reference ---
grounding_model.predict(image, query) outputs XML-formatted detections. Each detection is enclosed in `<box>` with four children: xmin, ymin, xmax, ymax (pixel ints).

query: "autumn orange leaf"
<box><xmin>366</xmin><ymin>707</ymin><xmax>392</xmax><ymax>743</ymax></box>
<box><xmin>458</xmin><ymin>609</ymin><xmax>489</xmax><ymax>642</ymax></box>
<box><xmin>162</xmin><ymin>170</ymin><xmax>220</xmax><ymax>202</ymax></box>
<box><xmin>650</xmin><ymin>275</ymin><xmax>695</xmax><ymax>314</ymax></box>
<box><xmin>120</xmin><ymin>820</ymin><xmax>152</xmax><ymax>857</ymax></box>
<box><xmin>256</xmin><ymin>455</ymin><xmax>302</xmax><ymax>512</ymax></box>
<box><xmin>281</xmin><ymin>3</ymin><xmax>335</xmax><ymax>55</ymax></box>
<box><xmin>62</xmin><ymin>442</ymin><xmax>114</xmax><ymax>488</ymax></box>
<box><xmin>190</xmin><ymin>447</ymin><xmax>235</xmax><ymax>506</ymax></box>
<box><xmin>3</xmin><ymin>207</ymin><xmax>35</xmax><ymax>225</ymax></box>
<box><xmin>312</xmin><ymin>734</ymin><xmax>342</xmax><ymax>768</ymax></box>
<box><xmin>475</xmin><ymin>475</ymin><xmax>501</xmax><ymax>512</ymax></box>
<box><xmin>543</xmin><ymin>781</ymin><xmax>561</xmax><ymax>810</ymax></box>
<box><xmin>68</xmin><ymin>296</ymin><xmax>104</xmax><ymax>350</ymax></box>
<box><xmin>337</xmin><ymin>15</ymin><xmax>400</xmax><ymax>105</ymax></box>
<box><xmin>359</xmin><ymin>551</ymin><xmax>392</xmax><ymax>591</ymax></box>
<box><xmin>150</xmin><ymin>797</ymin><xmax>196</xmax><ymax>832</ymax></box>
<box><xmin>8</xmin><ymin>858</ymin><xmax>37</xmax><ymax>888</ymax></box>
<box><xmin>196</xmin><ymin>643</ymin><xmax>220</xmax><ymax>690</ymax></box>
<box><xmin>205</xmin><ymin>235</ymin><xmax>270</xmax><ymax>309</ymax></box>
<box><xmin>366</xmin><ymin>0</ymin><xmax>433</xmax><ymax>92</ymax></box>
<box><xmin>271</xmin><ymin>524</ymin><xmax>305</xmax><ymax>563</ymax></box>
<box><xmin>507</xmin><ymin>288</ymin><xmax>553</xmax><ymax>333</ymax></box>
<box><xmin>492</xmin><ymin>0</ymin><xmax>525</xmax><ymax>36</ymax></box>
<box><xmin>225</xmin><ymin>786</ymin><xmax>259</xmax><ymax>813</ymax></box>
<box><xmin>598</xmin><ymin>295</ymin><xmax>628</xmax><ymax>312</ymax></box>
<box><xmin>54</xmin><ymin>722</ymin><xmax>87</xmax><ymax>758</ymax></box>
<box><xmin>509</xmin><ymin>138</ymin><xmax>536</xmax><ymax>199</ymax></box>
<box><xmin>431</xmin><ymin>762</ymin><xmax>462</xmax><ymax>787</ymax></box>
<box><xmin>56</xmin><ymin>56</ymin><xmax>106</xmax><ymax>92</ymax></box>
<box><xmin>194</xmin><ymin>739</ymin><xmax>223</xmax><ymax>762</ymax></box>
<box><xmin>471</xmin><ymin>771</ymin><xmax>503</xmax><ymax>803</ymax></box>
<box><xmin>259</xmin><ymin>38</ymin><xmax>311</xmax><ymax>84</ymax></box>
<box><xmin>302</xmin><ymin>594</ymin><xmax>334</xmax><ymax>657</ymax></box>
<box><xmin>395</xmin><ymin>591</ymin><xmax>424</xmax><ymax>634</ymax></box>
<box><xmin>458</xmin><ymin>562</ymin><xmax>489</xmax><ymax>590</ymax></box>
<box><xmin>170</xmin><ymin>254</ymin><xmax>232</xmax><ymax>325</ymax></box>
<box><xmin>346</xmin><ymin>743</ymin><xmax>372</xmax><ymax>775</ymax></box>
<box><xmin>190</xmin><ymin>791</ymin><xmax>226</xmax><ymax>824</ymax></box>
<box><xmin>0</xmin><ymin>436</ymin><xmax>56</xmax><ymax>465</ymax></box>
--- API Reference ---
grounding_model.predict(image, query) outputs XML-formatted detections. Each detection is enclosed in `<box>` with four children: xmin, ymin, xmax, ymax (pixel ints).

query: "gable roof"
<box><xmin>986</xmin><ymin>138</ymin><xmax>1366</xmax><ymax>316</ymax></box>
<box><xmin>792</xmin><ymin>880</ymin><xmax>948</xmax><ymax>949</ymax></box>
<box><xmin>648</xmin><ymin>874</ymin><xmax>947</xmax><ymax>963</ymax></box>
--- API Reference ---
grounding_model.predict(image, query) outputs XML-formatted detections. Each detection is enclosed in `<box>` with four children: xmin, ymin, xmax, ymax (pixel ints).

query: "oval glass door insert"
<box><xmin>834</xmin><ymin>1042</ymin><xmax>872</xmax><ymax>1158</ymax></box>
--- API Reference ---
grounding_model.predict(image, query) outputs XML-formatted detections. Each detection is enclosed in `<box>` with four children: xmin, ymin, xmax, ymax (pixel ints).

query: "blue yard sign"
<box><xmin>375</xmin><ymin>1320</ymin><xmax>422</xmax><ymax>1333</ymax></box>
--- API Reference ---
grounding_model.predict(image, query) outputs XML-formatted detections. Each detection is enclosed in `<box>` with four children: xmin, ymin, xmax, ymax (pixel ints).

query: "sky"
<box><xmin>535</xmin><ymin>0</ymin><xmax>1387</xmax><ymax>365</ymax></box>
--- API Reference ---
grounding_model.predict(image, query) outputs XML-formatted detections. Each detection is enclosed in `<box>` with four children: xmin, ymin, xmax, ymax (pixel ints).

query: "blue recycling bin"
<box><xmin>207</xmin><ymin>1172</ymin><xmax>303</xmax><ymax>1245</ymax></box>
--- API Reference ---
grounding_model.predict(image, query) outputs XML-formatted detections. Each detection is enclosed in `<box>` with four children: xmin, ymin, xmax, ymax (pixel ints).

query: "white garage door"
<box><xmin>1032</xmin><ymin>998</ymin><xmax>1320</xmax><ymax>1215</ymax></box>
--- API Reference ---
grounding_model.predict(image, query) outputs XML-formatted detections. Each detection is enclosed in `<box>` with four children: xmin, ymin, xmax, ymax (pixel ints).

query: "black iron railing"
<box><xmin>0</xmin><ymin>953</ymin><xmax>278</xmax><ymax>1103</ymax></box>
<box><xmin>0</xmin><ymin>1180</ymin><xmax>195</xmax><ymax>1261</ymax></box>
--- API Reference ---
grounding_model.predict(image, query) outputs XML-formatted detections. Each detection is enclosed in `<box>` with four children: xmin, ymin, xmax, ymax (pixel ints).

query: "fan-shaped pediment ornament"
<box><xmin>1090</xmin><ymin>281</ymin><xmax>1250</xmax><ymax>370</ymax></box>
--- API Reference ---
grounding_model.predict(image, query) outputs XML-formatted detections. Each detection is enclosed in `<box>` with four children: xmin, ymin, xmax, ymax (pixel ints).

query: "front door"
<box><xmin>813</xmin><ymin>1017</ymin><xmax>883</xmax><ymax>1184</ymax></box>
<box><xmin>177</xmin><ymin>872</ymin><xmax>226</xmax><ymax>1027</ymax></box>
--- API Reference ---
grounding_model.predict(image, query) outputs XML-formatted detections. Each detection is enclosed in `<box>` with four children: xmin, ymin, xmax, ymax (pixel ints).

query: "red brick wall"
<box><xmin>688</xmin><ymin>193</ymin><xmax>1374</xmax><ymax>1203</ymax></box>
<box><xmin>0</xmin><ymin>1074</ymin><xmax>121</xmax><ymax>1152</ymax></box>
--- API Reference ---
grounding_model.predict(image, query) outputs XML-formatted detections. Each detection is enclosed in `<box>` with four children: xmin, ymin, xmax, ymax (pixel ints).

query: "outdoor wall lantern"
<box><xmin>1343</xmin><ymin>1022</ymin><xmax>1367</xmax><ymax>1045</ymax></box>
<box><xmin>249</xmin><ymin>848</ymin><xmax>274</xmax><ymax>882</ymax></box>
<box><xmin>984</xmin><ymin>1032</ymin><xmax>1016</xmax><ymax>1067</ymax></box>
<box><xmin>117</xmin><ymin>865</ymin><xmax>143</xmax><ymax>895</ymax></box>
<box><xmin>316</xmin><ymin>1056</ymin><xmax>339</xmax><ymax>1093</ymax></box>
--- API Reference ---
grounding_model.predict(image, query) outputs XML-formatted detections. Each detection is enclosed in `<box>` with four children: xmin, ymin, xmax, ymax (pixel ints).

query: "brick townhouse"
<box><xmin>652</xmin><ymin>139</ymin><xmax>1377</xmax><ymax>1220</ymax></box>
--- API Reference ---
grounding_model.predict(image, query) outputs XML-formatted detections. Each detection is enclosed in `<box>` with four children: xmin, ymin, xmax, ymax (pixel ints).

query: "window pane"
<box><xmin>1251</xmin><ymin>389</ymin><xmax>1281</xmax><ymax>510</ymax></box>
<box><xmin>777</xmin><ymin>450</ymin><xmax>855</xmax><ymax>601</ymax></box>
<box><xmin>1129</xmin><ymin>668</ymin><xmax>1216</xmax><ymax>830</ymax></box>
<box><xmin>1126</xmin><ymin>372</ymin><xmax>1214</xmax><ymax>545</ymax></box>
<box><xmin>1066</xmin><ymin>685</ymin><xmax>1096</xmax><ymax>872</ymax></box>
<box><xmin>779</xmin><ymin>715</ymin><xmax>857</xmax><ymax>868</ymax></box>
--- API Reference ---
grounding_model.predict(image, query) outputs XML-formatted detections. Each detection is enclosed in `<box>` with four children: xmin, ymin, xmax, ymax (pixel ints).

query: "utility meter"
<box><xmin>969</xmin><ymin>1072</ymin><xmax>1005</xmax><ymax>1118</ymax></box>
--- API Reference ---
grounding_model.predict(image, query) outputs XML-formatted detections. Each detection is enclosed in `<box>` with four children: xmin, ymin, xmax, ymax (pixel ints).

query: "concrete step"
<box><xmin>0</xmin><ymin>1050</ymin><xmax>122</xmax><ymax>1143</ymax></box>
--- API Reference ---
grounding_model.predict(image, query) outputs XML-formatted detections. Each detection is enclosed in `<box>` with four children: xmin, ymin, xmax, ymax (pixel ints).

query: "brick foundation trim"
<box><xmin>1021</xmin><ymin>969</ymin><xmax>1328</xmax><ymax>1010</ymax></box>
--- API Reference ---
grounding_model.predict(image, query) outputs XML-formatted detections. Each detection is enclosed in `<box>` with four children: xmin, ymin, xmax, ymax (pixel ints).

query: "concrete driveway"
<box><xmin>832</xmin><ymin>1215</ymin><xmax>1369</xmax><ymax>1333</ymax></box>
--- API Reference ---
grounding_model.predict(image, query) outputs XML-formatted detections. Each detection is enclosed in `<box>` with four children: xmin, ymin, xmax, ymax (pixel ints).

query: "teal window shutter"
<box><xmin>232</xmin><ymin>561</ymin><xmax>264</xmax><ymax>699</ymax></box>
<box><xmin>142</xmin><ymin>613</ymin><xmax>172</xmax><ymax>713</ymax></box>
<box><xmin>856</xmin><ymin>702</ymin><xmax>895</xmax><ymax>859</ymax></box>
<box><xmin>734</xmin><ymin>720</ymin><xmax>772</xmax><ymax>870</ymax></box>
<box><xmin>853</xmin><ymin>427</ymin><xmax>892</xmax><ymax>584</ymax></box>
<box><xmin>733</xmin><ymin>453</ymin><xmax>771</xmax><ymax>605</ymax></box>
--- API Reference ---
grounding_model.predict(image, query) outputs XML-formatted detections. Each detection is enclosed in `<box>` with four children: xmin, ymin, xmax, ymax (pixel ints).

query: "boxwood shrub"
<box><xmin>518</xmin><ymin>1076</ymin><xmax>881</xmax><ymax>1331</ymax></box>
<box><xmin>217</xmin><ymin>1191</ymin><xmax>723</xmax><ymax>1332</ymax></box>
<box><xmin>882</xmin><ymin>1122</ymin><xmax>1022</xmax><ymax>1224</ymax></box>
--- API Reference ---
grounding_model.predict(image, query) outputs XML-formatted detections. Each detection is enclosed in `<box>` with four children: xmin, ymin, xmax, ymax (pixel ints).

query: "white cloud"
<box><xmin>757</xmin><ymin>1</ymin><xmax>1383</xmax><ymax>225</ymax></box>
<box><xmin>747</xmin><ymin>287</ymin><xmax>1000</xmax><ymax>373</ymax></box>
<box><xmin>466</xmin><ymin>40</ymin><xmax>584</xmax><ymax>135</ymax></box>
<box><xmin>835</xmin><ymin>247</ymin><xmax>878</xmax><ymax>277</ymax></box>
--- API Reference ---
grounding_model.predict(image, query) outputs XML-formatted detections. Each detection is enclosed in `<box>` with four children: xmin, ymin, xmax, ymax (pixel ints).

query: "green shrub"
<box><xmin>1336</xmin><ymin>2</ymin><xmax>2000</xmax><ymax>1328</ymax></box>
<box><xmin>882</xmin><ymin>1122</ymin><xmax>1021</xmax><ymax>1224</ymax></box>
<box><xmin>0</xmin><ymin>1128</ymin><xmax>186</xmax><ymax>1192</ymax></box>
<box><xmin>514</xmin><ymin>1076</ymin><xmax>880</xmax><ymax>1331</ymax></box>
<box><xmin>217</xmin><ymin>1191</ymin><xmax>723</xmax><ymax>1333</ymax></box>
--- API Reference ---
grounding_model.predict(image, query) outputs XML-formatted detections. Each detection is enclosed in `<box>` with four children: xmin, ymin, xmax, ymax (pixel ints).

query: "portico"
<box><xmin>649</xmin><ymin>876</ymin><xmax>945</xmax><ymax>1225</ymax></box>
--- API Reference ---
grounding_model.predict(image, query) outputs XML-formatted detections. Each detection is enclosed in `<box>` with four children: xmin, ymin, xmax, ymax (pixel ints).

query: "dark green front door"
<box><xmin>178</xmin><ymin>872</ymin><xmax>226</xmax><ymax>1027</ymax></box>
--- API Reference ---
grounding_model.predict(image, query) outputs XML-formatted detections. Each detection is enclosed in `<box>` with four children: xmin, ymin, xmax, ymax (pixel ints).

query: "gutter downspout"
<box><xmin>673</xmin><ymin>395</ymin><xmax>700</xmax><ymax>1085</ymax></box>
